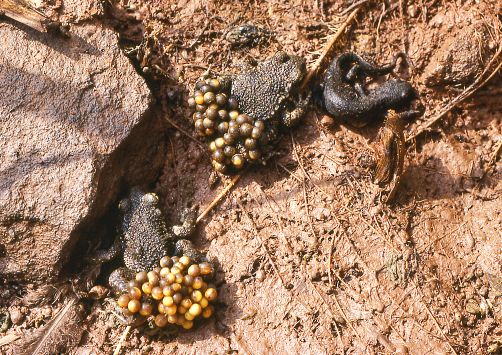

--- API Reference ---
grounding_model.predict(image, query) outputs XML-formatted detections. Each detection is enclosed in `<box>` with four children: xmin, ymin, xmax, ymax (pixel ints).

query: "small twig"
<box><xmin>340</xmin><ymin>0</ymin><xmax>370</xmax><ymax>16</ymax></box>
<box><xmin>300</xmin><ymin>6</ymin><xmax>361</xmax><ymax>90</ymax></box>
<box><xmin>407</xmin><ymin>48</ymin><xmax>502</xmax><ymax>141</ymax></box>
<box><xmin>113</xmin><ymin>325</ymin><xmax>131</xmax><ymax>355</ymax></box>
<box><xmin>196</xmin><ymin>173</ymin><xmax>242</xmax><ymax>223</ymax></box>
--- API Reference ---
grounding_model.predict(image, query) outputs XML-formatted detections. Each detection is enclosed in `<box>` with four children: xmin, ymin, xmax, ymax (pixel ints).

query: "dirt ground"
<box><xmin>1</xmin><ymin>0</ymin><xmax>501</xmax><ymax>354</ymax></box>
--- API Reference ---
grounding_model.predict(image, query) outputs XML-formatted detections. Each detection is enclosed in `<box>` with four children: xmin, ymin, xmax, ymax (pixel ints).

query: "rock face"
<box><xmin>0</xmin><ymin>22</ymin><xmax>166</xmax><ymax>282</ymax></box>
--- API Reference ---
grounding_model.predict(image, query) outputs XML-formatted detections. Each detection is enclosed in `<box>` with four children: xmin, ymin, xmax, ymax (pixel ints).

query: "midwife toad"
<box><xmin>188</xmin><ymin>51</ymin><xmax>310</xmax><ymax>173</ymax></box>
<box><xmin>93</xmin><ymin>187</ymin><xmax>202</xmax><ymax>293</ymax></box>
<box><xmin>321</xmin><ymin>52</ymin><xmax>423</xmax><ymax>127</ymax></box>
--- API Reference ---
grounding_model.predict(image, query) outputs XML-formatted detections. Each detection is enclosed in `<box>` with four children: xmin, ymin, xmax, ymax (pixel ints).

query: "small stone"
<box><xmin>395</xmin><ymin>344</ymin><xmax>409</xmax><ymax>355</ymax></box>
<box><xmin>255</xmin><ymin>270</ymin><xmax>266</xmax><ymax>282</ymax></box>
<box><xmin>8</xmin><ymin>307</ymin><xmax>24</xmax><ymax>325</ymax></box>
<box><xmin>320</xmin><ymin>115</ymin><xmax>334</xmax><ymax>127</ymax></box>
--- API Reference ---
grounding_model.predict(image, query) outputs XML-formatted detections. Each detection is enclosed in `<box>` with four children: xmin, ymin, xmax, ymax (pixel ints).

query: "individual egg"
<box><xmin>188</xmin><ymin>303</ymin><xmax>202</xmax><ymax>317</ymax></box>
<box><xmin>164</xmin><ymin>304</ymin><xmax>177</xmax><ymax>316</ymax></box>
<box><xmin>203</xmin><ymin>92</ymin><xmax>216</xmax><ymax>105</ymax></box>
<box><xmin>165</xmin><ymin>273</ymin><xmax>176</xmax><ymax>285</ymax></box>
<box><xmin>142</xmin><ymin>282</ymin><xmax>153</xmax><ymax>294</ymax></box>
<box><xmin>227</xmin><ymin>126</ymin><xmax>240</xmax><ymax>139</ymax></box>
<box><xmin>163</xmin><ymin>285</ymin><xmax>174</xmax><ymax>296</ymax></box>
<box><xmin>174</xmin><ymin>273</ymin><xmax>184</xmax><ymax>284</ymax></box>
<box><xmin>127</xmin><ymin>299</ymin><xmax>141</xmax><ymax>313</ymax></box>
<box><xmin>199</xmin><ymin>262</ymin><xmax>214</xmax><ymax>275</ymax></box>
<box><xmin>154</xmin><ymin>314</ymin><xmax>168</xmax><ymax>328</ymax></box>
<box><xmin>177</xmin><ymin>305</ymin><xmax>188</xmax><ymax>314</ymax></box>
<box><xmin>188</xmin><ymin>264</ymin><xmax>201</xmax><ymax>277</ymax></box>
<box><xmin>212</xmin><ymin>149</ymin><xmax>225</xmax><ymax>163</ymax></box>
<box><xmin>162</xmin><ymin>296</ymin><xmax>174</xmax><ymax>307</ymax></box>
<box><xmin>205</xmin><ymin>288</ymin><xmax>218</xmax><ymax>301</ymax></box>
<box><xmin>135</xmin><ymin>271</ymin><xmax>148</xmax><ymax>284</ymax></box>
<box><xmin>173</xmin><ymin>262</ymin><xmax>185</xmax><ymax>271</ymax></box>
<box><xmin>194</xmin><ymin>94</ymin><xmax>204</xmax><ymax>105</ymax></box>
<box><xmin>192</xmin><ymin>277</ymin><xmax>204</xmax><ymax>290</ymax></box>
<box><xmin>239</xmin><ymin>123</ymin><xmax>253</xmax><ymax>137</ymax></box>
<box><xmin>200</xmin><ymin>84</ymin><xmax>212</xmax><ymax>94</ymax></box>
<box><xmin>183</xmin><ymin>275</ymin><xmax>194</xmax><ymax>286</ymax></box>
<box><xmin>244</xmin><ymin>138</ymin><xmax>257</xmax><ymax>149</ymax></box>
<box><xmin>172</xmin><ymin>283</ymin><xmax>182</xmax><ymax>293</ymax></box>
<box><xmin>215</xmin><ymin>93</ymin><xmax>227</xmax><ymax>106</ymax></box>
<box><xmin>194</xmin><ymin>119</ymin><xmax>204</xmax><ymax>131</ymax></box>
<box><xmin>229</xmin><ymin>110</ymin><xmax>239</xmax><ymax>120</ymax></box>
<box><xmin>195</xmin><ymin>104</ymin><xmax>207</xmax><ymax>112</ymax></box>
<box><xmin>218</xmin><ymin>109</ymin><xmax>229</xmax><ymax>120</ymax></box>
<box><xmin>160</xmin><ymin>256</ymin><xmax>173</xmax><ymax>268</ymax></box>
<box><xmin>129</xmin><ymin>287</ymin><xmax>142</xmax><ymax>300</ymax></box>
<box><xmin>172</xmin><ymin>292</ymin><xmax>183</xmax><ymax>304</ymax></box>
<box><xmin>199</xmin><ymin>297</ymin><xmax>209</xmax><ymax>309</ymax></box>
<box><xmin>206</xmin><ymin>107</ymin><xmax>218</xmax><ymax>120</ymax></box>
<box><xmin>217</xmin><ymin>121</ymin><xmax>229</xmax><ymax>134</ymax></box>
<box><xmin>202</xmin><ymin>305</ymin><xmax>214</xmax><ymax>318</ymax></box>
<box><xmin>184</xmin><ymin>312</ymin><xmax>195</xmax><ymax>321</ymax></box>
<box><xmin>182</xmin><ymin>319</ymin><xmax>193</xmax><ymax>330</ymax></box>
<box><xmin>160</xmin><ymin>267</ymin><xmax>170</xmax><ymax>278</ymax></box>
<box><xmin>236</xmin><ymin>114</ymin><xmax>251</xmax><ymax>125</ymax></box>
<box><xmin>117</xmin><ymin>294</ymin><xmax>130</xmax><ymax>308</ymax></box>
<box><xmin>204</xmin><ymin>128</ymin><xmax>215</xmax><ymax>136</ymax></box>
<box><xmin>191</xmin><ymin>290</ymin><xmax>203</xmax><ymax>303</ymax></box>
<box><xmin>215</xmin><ymin>137</ymin><xmax>226</xmax><ymax>148</ymax></box>
<box><xmin>248</xmin><ymin>149</ymin><xmax>262</xmax><ymax>160</ymax></box>
<box><xmin>147</xmin><ymin>271</ymin><xmax>159</xmax><ymax>286</ymax></box>
<box><xmin>139</xmin><ymin>302</ymin><xmax>153</xmax><ymax>317</ymax></box>
<box><xmin>167</xmin><ymin>314</ymin><xmax>178</xmax><ymax>324</ymax></box>
<box><xmin>202</xmin><ymin>117</ymin><xmax>215</xmax><ymax>129</ymax></box>
<box><xmin>151</xmin><ymin>286</ymin><xmax>164</xmax><ymax>300</ymax></box>
<box><xmin>181</xmin><ymin>298</ymin><xmax>193</xmax><ymax>309</ymax></box>
<box><xmin>209</xmin><ymin>78</ymin><xmax>221</xmax><ymax>91</ymax></box>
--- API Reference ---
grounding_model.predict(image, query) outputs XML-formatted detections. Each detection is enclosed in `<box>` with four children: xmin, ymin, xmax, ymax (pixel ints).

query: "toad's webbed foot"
<box><xmin>174</xmin><ymin>239</ymin><xmax>205</xmax><ymax>263</ymax></box>
<box><xmin>344</xmin><ymin>52</ymin><xmax>407</xmax><ymax>82</ymax></box>
<box><xmin>171</xmin><ymin>207</ymin><xmax>197</xmax><ymax>239</ymax></box>
<box><xmin>108</xmin><ymin>267</ymin><xmax>135</xmax><ymax>294</ymax></box>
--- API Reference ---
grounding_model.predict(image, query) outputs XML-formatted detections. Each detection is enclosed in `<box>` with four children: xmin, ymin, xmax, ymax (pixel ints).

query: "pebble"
<box><xmin>255</xmin><ymin>270</ymin><xmax>266</xmax><ymax>282</ymax></box>
<box><xmin>8</xmin><ymin>307</ymin><xmax>24</xmax><ymax>325</ymax></box>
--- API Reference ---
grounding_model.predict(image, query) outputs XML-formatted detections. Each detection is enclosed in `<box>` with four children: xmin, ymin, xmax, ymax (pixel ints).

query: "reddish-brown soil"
<box><xmin>2</xmin><ymin>0</ymin><xmax>501</xmax><ymax>354</ymax></box>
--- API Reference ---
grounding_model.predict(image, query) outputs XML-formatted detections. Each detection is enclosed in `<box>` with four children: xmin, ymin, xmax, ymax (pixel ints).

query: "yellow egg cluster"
<box><xmin>116</xmin><ymin>255</ymin><xmax>217</xmax><ymax>330</ymax></box>
<box><xmin>188</xmin><ymin>76</ymin><xmax>266</xmax><ymax>173</ymax></box>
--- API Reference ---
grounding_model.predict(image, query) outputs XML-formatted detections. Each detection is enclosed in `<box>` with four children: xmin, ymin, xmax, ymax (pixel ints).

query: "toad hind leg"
<box><xmin>171</xmin><ymin>207</ymin><xmax>197</xmax><ymax>239</ymax></box>
<box><xmin>282</xmin><ymin>92</ymin><xmax>311</xmax><ymax>128</ymax></box>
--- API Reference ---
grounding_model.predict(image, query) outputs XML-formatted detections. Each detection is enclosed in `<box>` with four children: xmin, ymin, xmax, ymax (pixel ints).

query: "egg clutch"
<box><xmin>116</xmin><ymin>255</ymin><xmax>217</xmax><ymax>330</ymax></box>
<box><xmin>187</xmin><ymin>76</ymin><xmax>268</xmax><ymax>173</ymax></box>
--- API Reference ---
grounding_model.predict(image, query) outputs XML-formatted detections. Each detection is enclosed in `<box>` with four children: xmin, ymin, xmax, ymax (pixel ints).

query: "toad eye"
<box><xmin>276</xmin><ymin>52</ymin><xmax>290</xmax><ymax>63</ymax></box>
<box><xmin>141</xmin><ymin>193</ymin><xmax>159</xmax><ymax>205</ymax></box>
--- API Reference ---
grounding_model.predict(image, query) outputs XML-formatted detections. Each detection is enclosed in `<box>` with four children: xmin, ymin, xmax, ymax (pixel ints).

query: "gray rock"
<box><xmin>0</xmin><ymin>21</ymin><xmax>166</xmax><ymax>282</ymax></box>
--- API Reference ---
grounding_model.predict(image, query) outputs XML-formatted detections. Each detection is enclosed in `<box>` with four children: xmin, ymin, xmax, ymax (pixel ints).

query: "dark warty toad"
<box><xmin>91</xmin><ymin>187</ymin><xmax>203</xmax><ymax>294</ymax></box>
<box><xmin>188</xmin><ymin>51</ymin><xmax>311</xmax><ymax>173</ymax></box>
